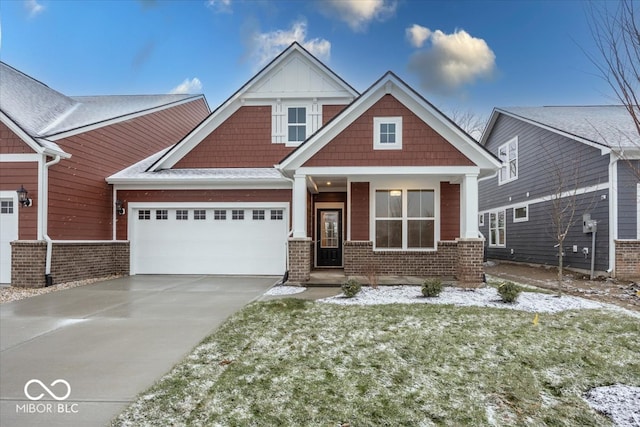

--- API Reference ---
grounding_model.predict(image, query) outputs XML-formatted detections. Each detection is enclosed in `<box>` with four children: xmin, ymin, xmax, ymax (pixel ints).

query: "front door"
<box><xmin>316</xmin><ymin>209</ymin><xmax>342</xmax><ymax>267</ymax></box>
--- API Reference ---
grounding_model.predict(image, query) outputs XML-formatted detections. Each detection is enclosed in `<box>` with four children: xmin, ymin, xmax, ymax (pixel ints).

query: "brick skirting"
<box><xmin>615</xmin><ymin>240</ymin><xmax>640</xmax><ymax>280</ymax></box>
<box><xmin>342</xmin><ymin>239</ymin><xmax>484</xmax><ymax>287</ymax></box>
<box><xmin>11</xmin><ymin>241</ymin><xmax>130</xmax><ymax>288</ymax></box>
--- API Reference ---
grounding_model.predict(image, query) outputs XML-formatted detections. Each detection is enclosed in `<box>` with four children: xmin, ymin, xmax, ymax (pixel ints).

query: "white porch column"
<box><xmin>460</xmin><ymin>173</ymin><xmax>479</xmax><ymax>239</ymax></box>
<box><xmin>292</xmin><ymin>173</ymin><xmax>308</xmax><ymax>238</ymax></box>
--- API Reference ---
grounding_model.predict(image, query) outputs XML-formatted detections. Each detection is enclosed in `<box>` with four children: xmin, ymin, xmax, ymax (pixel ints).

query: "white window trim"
<box><xmin>513</xmin><ymin>204</ymin><xmax>529</xmax><ymax>223</ymax></box>
<box><xmin>373</xmin><ymin>117</ymin><xmax>402</xmax><ymax>150</ymax></box>
<box><xmin>488</xmin><ymin>209</ymin><xmax>506</xmax><ymax>247</ymax></box>
<box><xmin>479</xmin><ymin>213</ymin><xmax>485</xmax><ymax>227</ymax></box>
<box><xmin>498</xmin><ymin>136</ymin><xmax>518</xmax><ymax>185</ymax></box>
<box><xmin>285</xmin><ymin>105</ymin><xmax>310</xmax><ymax>147</ymax></box>
<box><xmin>371</xmin><ymin>187</ymin><xmax>438</xmax><ymax>251</ymax></box>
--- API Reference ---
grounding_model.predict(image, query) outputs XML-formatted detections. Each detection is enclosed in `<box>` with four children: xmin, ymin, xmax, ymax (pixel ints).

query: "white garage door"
<box><xmin>131</xmin><ymin>205</ymin><xmax>288</xmax><ymax>275</ymax></box>
<box><xmin>0</xmin><ymin>197</ymin><xmax>18</xmax><ymax>284</ymax></box>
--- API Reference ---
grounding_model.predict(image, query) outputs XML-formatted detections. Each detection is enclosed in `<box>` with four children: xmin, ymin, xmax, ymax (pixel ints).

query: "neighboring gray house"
<box><xmin>478</xmin><ymin>106</ymin><xmax>640</xmax><ymax>278</ymax></box>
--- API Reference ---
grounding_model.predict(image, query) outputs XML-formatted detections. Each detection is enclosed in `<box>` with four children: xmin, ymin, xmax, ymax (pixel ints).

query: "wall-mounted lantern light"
<box><xmin>16</xmin><ymin>185</ymin><xmax>32</xmax><ymax>207</ymax></box>
<box><xmin>115</xmin><ymin>199</ymin><xmax>125</xmax><ymax>216</ymax></box>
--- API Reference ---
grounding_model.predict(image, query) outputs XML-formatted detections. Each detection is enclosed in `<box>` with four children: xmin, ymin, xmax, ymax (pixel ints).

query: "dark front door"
<box><xmin>316</xmin><ymin>209</ymin><xmax>342</xmax><ymax>267</ymax></box>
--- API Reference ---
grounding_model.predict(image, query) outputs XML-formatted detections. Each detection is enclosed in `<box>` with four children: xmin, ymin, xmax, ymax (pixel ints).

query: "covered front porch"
<box><xmin>285</xmin><ymin>168</ymin><xmax>485</xmax><ymax>287</ymax></box>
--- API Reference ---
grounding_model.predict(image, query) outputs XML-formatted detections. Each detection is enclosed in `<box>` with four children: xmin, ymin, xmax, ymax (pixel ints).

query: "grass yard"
<box><xmin>112</xmin><ymin>299</ymin><xmax>639</xmax><ymax>426</ymax></box>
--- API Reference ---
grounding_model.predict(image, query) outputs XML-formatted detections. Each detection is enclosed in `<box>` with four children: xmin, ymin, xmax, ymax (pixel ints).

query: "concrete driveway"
<box><xmin>0</xmin><ymin>275</ymin><xmax>278</xmax><ymax>427</ymax></box>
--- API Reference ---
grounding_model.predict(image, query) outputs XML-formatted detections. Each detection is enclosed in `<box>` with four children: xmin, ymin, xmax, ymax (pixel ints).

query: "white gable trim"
<box><xmin>148</xmin><ymin>43</ymin><xmax>358</xmax><ymax>172</ymax></box>
<box><xmin>277</xmin><ymin>73</ymin><xmax>501</xmax><ymax>176</ymax></box>
<box><xmin>0</xmin><ymin>112</ymin><xmax>69</xmax><ymax>158</ymax></box>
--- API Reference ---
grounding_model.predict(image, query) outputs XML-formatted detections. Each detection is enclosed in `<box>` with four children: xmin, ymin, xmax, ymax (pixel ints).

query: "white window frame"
<box><xmin>176</xmin><ymin>210</ymin><xmax>188</xmax><ymax>220</ymax></box>
<box><xmin>513</xmin><ymin>204</ymin><xmax>529</xmax><ymax>223</ymax></box>
<box><xmin>286</xmin><ymin>106</ymin><xmax>308</xmax><ymax>146</ymax></box>
<box><xmin>489</xmin><ymin>210</ymin><xmax>506</xmax><ymax>247</ymax></box>
<box><xmin>498</xmin><ymin>136</ymin><xmax>518</xmax><ymax>185</ymax></box>
<box><xmin>373</xmin><ymin>188</ymin><xmax>436</xmax><ymax>251</ymax></box>
<box><xmin>194</xmin><ymin>209</ymin><xmax>206</xmax><ymax>220</ymax></box>
<box><xmin>373</xmin><ymin>117</ymin><xmax>402</xmax><ymax>150</ymax></box>
<box><xmin>478</xmin><ymin>213</ymin><xmax>485</xmax><ymax>227</ymax></box>
<box><xmin>271</xmin><ymin>209</ymin><xmax>284</xmax><ymax>220</ymax></box>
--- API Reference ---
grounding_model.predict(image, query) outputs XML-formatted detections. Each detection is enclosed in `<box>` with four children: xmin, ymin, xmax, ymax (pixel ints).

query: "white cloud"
<box><xmin>25</xmin><ymin>0</ymin><xmax>45</xmax><ymax>18</ymax></box>
<box><xmin>206</xmin><ymin>0</ymin><xmax>232</xmax><ymax>13</ymax></box>
<box><xmin>170</xmin><ymin>78</ymin><xmax>203</xmax><ymax>94</ymax></box>
<box><xmin>321</xmin><ymin>0</ymin><xmax>396</xmax><ymax>32</ymax></box>
<box><xmin>407</xmin><ymin>28</ymin><xmax>496</xmax><ymax>95</ymax></box>
<box><xmin>406</xmin><ymin>24</ymin><xmax>431</xmax><ymax>48</ymax></box>
<box><xmin>250</xmin><ymin>20</ymin><xmax>331</xmax><ymax>68</ymax></box>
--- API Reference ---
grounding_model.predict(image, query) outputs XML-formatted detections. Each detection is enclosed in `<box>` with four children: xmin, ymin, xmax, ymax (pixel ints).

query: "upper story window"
<box><xmin>288</xmin><ymin>107</ymin><xmax>306</xmax><ymax>143</ymax></box>
<box><xmin>374</xmin><ymin>117</ymin><xmax>402</xmax><ymax>150</ymax></box>
<box><xmin>498</xmin><ymin>137</ymin><xmax>518</xmax><ymax>184</ymax></box>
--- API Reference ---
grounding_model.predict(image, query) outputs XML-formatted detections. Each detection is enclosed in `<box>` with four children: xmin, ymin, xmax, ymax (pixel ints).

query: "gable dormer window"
<box><xmin>374</xmin><ymin>117</ymin><xmax>402</xmax><ymax>150</ymax></box>
<box><xmin>288</xmin><ymin>107</ymin><xmax>307</xmax><ymax>144</ymax></box>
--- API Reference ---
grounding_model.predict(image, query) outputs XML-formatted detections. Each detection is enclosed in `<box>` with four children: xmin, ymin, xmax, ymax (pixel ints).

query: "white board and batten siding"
<box><xmin>130</xmin><ymin>203</ymin><xmax>289</xmax><ymax>276</ymax></box>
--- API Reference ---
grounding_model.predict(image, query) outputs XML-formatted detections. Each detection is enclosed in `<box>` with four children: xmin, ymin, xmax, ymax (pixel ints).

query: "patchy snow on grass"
<box><xmin>584</xmin><ymin>384</ymin><xmax>640</xmax><ymax>427</ymax></box>
<box><xmin>264</xmin><ymin>285</ymin><xmax>306</xmax><ymax>296</ymax></box>
<box><xmin>319</xmin><ymin>285</ymin><xmax>639</xmax><ymax>317</ymax></box>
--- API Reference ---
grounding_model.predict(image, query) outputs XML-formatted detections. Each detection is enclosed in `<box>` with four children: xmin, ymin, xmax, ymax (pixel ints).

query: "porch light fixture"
<box><xmin>16</xmin><ymin>185</ymin><xmax>32</xmax><ymax>207</ymax></box>
<box><xmin>389</xmin><ymin>190</ymin><xmax>402</xmax><ymax>197</ymax></box>
<box><xmin>115</xmin><ymin>199</ymin><xmax>125</xmax><ymax>216</ymax></box>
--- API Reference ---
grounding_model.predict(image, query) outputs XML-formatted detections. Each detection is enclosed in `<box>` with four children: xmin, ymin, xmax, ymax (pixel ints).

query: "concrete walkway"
<box><xmin>0</xmin><ymin>275</ymin><xmax>278</xmax><ymax>427</ymax></box>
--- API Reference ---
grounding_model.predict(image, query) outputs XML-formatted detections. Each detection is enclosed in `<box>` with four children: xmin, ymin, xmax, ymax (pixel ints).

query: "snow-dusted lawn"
<box><xmin>112</xmin><ymin>287</ymin><xmax>640</xmax><ymax>427</ymax></box>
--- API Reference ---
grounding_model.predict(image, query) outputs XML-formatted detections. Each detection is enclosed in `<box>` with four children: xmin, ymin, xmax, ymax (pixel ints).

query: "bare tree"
<box><xmin>447</xmin><ymin>107</ymin><xmax>487</xmax><ymax>140</ymax></box>
<box><xmin>542</xmin><ymin>142</ymin><xmax>600</xmax><ymax>286</ymax></box>
<box><xmin>587</xmin><ymin>0</ymin><xmax>640</xmax><ymax>178</ymax></box>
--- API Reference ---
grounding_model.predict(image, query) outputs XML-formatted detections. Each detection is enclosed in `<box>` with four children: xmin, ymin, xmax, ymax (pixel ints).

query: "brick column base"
<box><xmin>456</xmin><ymin>238</ymin><xmax>484</xmax><ymax>288</ymax></box>
<box><xmin>288</xmin><ymin>238</ymin><xmax>312</xmax><ymax>284</ymax></box>
<box><xmin>615</xmin><ymin>240</ymin><xmax>640</xmax><ymax>280</ymax></box>
<box><xmin>11</xmin><ymin>241</ymin><xmax>47</xmax><ymax>288</ymax></box>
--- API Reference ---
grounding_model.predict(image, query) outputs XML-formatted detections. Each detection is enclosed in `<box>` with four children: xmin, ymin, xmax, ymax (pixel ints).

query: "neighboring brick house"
<box><xmin>0</xmin><ymin>62</ymin><xmax>210</xmax><ymax>286</ymax></box>
<box><xmin>107</xmin><ymin>43</ymin><xmax>501</xmax><ymax>286</ymax></box>
<box><xmin>478</xmin><ymin>106</ymin><xmax>640</xmax><ymax>279</ymax></box>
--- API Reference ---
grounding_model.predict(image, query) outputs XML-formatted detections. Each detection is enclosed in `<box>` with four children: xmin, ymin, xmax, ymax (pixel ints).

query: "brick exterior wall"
<box><xmin>288</xmin><ymin>238</ymin><xmax>312</xmax><ymax>283</ymax></box>
<box><xmin>455</xmin><ymin>238</ymin><xmax>484</xmax><ymax>287</ymax></box>
<box><xmin>11</xmin><ymin>241</ymin><xmax>129</xmax><ymax>287</ymax></box>
<box><xmin>341</xmin><ymin>239</ymin><xmax>484</xmax><ymax>286</ymax></box>
<box><xmin>615</xmin><ymin>240</ymin><xmax>640</xmax><ymax>280</ymax></box>
<box><xmin>11</xmin><ymin>241</ymin><xmax>47</xmax><ymax>288</ymax></box>
<box><xmin>344</xmin><ymin>241</ymin><xmax>458</xmax><ymax>277</ymax></box>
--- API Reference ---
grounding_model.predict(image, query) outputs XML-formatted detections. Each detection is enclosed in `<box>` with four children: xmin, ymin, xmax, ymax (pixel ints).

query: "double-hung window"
<box><xmin>498</xmin><ymin>137</ymin><xmax>518</xmax><ymax>184</ymax></box>
<box><xmin>375</xmin><ymin>189</ymin><xmax>435</xmax><ymax>250</ymax></box>
<box><xmin>489</xmin><ymin>210</ymin><xmax>506</xmax><ymax>247</ymax></box>
<box><xmin>287</xmin><ymin>107</ymin><xmax>306</xmax><ymax>144</ymax></box>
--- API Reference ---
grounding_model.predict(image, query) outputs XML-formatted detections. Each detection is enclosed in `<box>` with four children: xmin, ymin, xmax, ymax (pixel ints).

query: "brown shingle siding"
<box><xmin>0</xmin><ymin>122</ymin><xmax>36</xmax><ymax>154</ymax></box>
<box><xmin>304</xmin><ymin>95</ymin><xmax>474</xmax><ymax>167</ymax></box>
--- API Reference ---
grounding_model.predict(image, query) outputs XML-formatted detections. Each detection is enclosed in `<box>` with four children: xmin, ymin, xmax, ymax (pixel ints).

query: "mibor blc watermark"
<box><xmin>16</xmin><ymin>379</ymin><xmax>79</xmax><ymax>414</ymax></box>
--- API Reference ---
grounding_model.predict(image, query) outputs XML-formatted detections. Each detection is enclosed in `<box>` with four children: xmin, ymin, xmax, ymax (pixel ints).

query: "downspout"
<box><xmin>43</xmin><ymin>155</ymin><xmax>62</xmax><ymax>286</ymax></box>
<box><xmin>608</xmin><ymin>154</ymin><xmax>618</xmax><ymax>276</ymax></box>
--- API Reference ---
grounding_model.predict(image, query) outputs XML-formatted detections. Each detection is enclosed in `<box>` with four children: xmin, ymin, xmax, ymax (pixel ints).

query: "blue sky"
<box><xmin>0</xmin><ymin>0</ymin><xmax>616</xmax><ymax>120</ymax></box>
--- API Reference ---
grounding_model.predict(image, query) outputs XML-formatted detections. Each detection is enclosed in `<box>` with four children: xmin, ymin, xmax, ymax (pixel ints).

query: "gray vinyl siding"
<box><xmin>479</xmin><ymin>114</ymin><xmax>611</xmax><ymax>271</ymax></box>
<box><xmin>481</xmin><ymin>191</ymin><xmax>609</xmax><ymax>272</ymax></box>
<box><xmin>479</xmin><ymin>115</ymin><xmax>609</xmax><ymax>212</ymax></box>
<box><xmin>617</xmin><ymin>159</ymin><xmax>639</xmax><ymax>239</ymax></box>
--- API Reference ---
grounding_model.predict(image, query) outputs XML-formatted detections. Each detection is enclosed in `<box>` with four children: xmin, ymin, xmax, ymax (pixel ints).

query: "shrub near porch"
<box><xmin>113</xmin><ymin>299</ymin><xmax>639</xmax><ymax>426</ymax></box>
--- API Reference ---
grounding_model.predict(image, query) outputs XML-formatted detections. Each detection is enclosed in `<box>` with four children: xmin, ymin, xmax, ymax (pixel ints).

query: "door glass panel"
<box><xmin>320</xmin><ymin>211</ymin><xmax>339</xmax><ymax>248</ymax></box>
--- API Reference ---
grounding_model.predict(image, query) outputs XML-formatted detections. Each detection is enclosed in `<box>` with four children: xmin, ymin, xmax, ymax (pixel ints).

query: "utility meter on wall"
<box><xmin>583</xmin><ymin>213</ymin><xmax>597</xmax><ymax>233</ymax></box>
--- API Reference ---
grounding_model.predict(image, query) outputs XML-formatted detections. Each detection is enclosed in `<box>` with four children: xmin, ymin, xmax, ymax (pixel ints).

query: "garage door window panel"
<box><xmin>176</xmin><ymin>210</ymin><xmax>188</xmax><ymax>220</ymax></box>
<box><xmin>232</xmin><ymin>210</ymin><xmax>244</xmax><ymax>220</ymax></box>
<box><xmin>214</xmin><ymin>210</ymin><xmax>226</xmax><ymax>220</ymax></box>
<box><xmin>194</xmin><ymin>210</ymin><xmax>206</xmax><ymax>220</ymax></box>
<box><xmin>253</xmin><ymin>210</ymin><xmax>265</xmax><ymax>220</ymax></box>
<box><xmin>139</xmin><ymin>210</ymin><xmax>150</xmax><ymax>220</ymax></box>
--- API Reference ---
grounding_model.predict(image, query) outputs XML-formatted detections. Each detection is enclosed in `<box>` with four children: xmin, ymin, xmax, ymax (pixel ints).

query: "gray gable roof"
<box><xmin>0</xmin><ymin>61</ymin><xmax>199</xmax><ymax>139</ymax></box>
<box><xmin>490</xmin><ymin>106</ymin><xmax>639</xmax><ymax>151</ymax></box>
